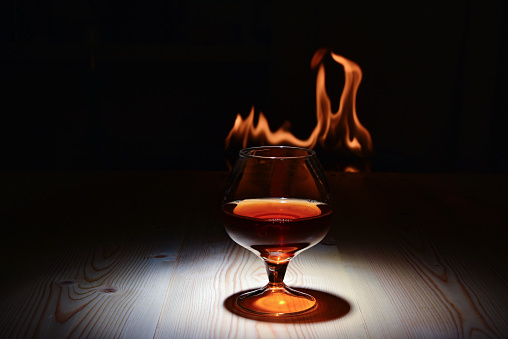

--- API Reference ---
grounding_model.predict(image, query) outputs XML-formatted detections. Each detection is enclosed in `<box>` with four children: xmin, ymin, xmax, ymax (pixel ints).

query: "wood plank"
<box><xmin>0</xmin><ymin>172</ymin><xmax>191</xmax><ymax>338</ymax></box>
<box><xmin>327</xmin><ymin>172</ymin><xmax>508</xmax><ymax>338</ymax></box>
<box><xmin>412</xmin><ymin>173</ymin><xmax>508</xmax><ymax>264</ymax></box>
<box><xmin>1</xmin><ymin>172</ymin><xmax>507</xmax><ymax>338</ymax></box>
<box><xmin>328</xmin><ymin>172</ymin><xmax>417</xmax><ymax>338</ymax></box>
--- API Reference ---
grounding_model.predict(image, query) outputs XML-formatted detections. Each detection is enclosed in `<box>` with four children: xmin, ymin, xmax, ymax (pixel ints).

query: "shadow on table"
<box><xmin>224</xmin><ymin>288</ymin><xmax>351</xmax><ymax>323</ymax></box>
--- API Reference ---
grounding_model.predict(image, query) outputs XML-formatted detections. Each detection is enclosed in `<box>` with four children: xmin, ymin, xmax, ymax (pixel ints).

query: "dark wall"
<box><xmin>1</xmin><ymin>0</ymin><xmax>507</xmax><ymax>172</ymax></box>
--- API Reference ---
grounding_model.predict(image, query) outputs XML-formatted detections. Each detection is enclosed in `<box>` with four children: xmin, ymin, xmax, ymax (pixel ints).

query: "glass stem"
<box><xmin>265</xmin><ymin>261</ymin><xmax>289</xmax><ymax>287</ymax></box>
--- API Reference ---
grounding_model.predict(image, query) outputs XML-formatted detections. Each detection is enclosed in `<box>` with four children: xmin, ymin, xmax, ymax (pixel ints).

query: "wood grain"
<box><xmin>327</xmin><ymin>173</ymin><xmax>508</xmax><ymax>338</ymax></box>
<box><xmin>1</xmin><ymin>172</ymin><xmax>507</xmax><ymax>338</ymax></box>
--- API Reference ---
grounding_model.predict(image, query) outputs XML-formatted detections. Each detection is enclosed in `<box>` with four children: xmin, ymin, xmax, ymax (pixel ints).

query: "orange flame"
<box><xmin>225</xmin><ymin>49</ymin><xmax>373</xmax><ymax>157</ymax></box>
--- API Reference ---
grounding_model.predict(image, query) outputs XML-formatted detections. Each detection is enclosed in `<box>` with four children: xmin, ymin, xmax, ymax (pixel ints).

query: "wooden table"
<box><xmin>1</xmin><ymin>171</ymin><xmax>507</xmax><ymax>338</ymax></box>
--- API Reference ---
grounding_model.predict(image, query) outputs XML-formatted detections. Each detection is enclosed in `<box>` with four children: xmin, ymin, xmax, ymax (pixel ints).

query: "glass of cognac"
<box><xmin>221</xmin><ymin>146</ymin><xmax>332</xmax><ymax>316</ymax></box>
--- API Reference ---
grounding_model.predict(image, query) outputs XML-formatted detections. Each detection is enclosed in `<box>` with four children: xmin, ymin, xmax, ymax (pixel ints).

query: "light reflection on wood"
<box><xmin>0</xmin><ymin>172</ymin><xmax>506</xmax><ymax>338</ymax></box>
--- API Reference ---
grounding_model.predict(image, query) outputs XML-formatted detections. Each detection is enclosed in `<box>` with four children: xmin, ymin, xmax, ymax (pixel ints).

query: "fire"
<box><xmin>225</xmin><ymin>48</ymin><xmax>373</xmax><ymax>158</ymax></box>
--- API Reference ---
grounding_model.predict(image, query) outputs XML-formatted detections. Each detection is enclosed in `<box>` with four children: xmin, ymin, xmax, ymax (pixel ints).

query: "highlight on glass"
<box><xmin>221</xmin><ymin>146</ymin><xmax>332</xmax><ymax>316</ymax></box>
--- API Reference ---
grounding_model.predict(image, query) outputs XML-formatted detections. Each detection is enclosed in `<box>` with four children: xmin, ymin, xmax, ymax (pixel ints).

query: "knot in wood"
<box><xmin>99</xmin><ymin>286</ymin><xmax>118</xmax><ymax>294</ymax></box>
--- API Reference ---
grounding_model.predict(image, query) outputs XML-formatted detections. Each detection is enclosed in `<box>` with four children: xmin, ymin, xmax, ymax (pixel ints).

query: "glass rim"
<box><xmin>239</xmin><ymin>146</ymin><xmax>316</xmax><ymax>160</ymax></box>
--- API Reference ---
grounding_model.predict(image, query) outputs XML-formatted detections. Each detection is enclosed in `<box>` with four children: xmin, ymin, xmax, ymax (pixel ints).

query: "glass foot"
<box><xmin>236</xmin><ymin>283</ymin><xmax>317</xmax><ymax>317</ymax></box>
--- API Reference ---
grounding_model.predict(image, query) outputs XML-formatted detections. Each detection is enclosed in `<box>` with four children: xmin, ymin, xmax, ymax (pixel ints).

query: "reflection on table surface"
<box><xmin>1</xmin><ymin>171</ymin><xmax>507</xmax><ymax>338</ymax></box>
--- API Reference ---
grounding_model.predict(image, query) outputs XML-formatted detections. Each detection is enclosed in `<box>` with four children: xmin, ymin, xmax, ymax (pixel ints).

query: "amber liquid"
<box><xmin>221</xmin><ymin>198</ymin><xmax>332</xmax><ymax>263</ymax></box>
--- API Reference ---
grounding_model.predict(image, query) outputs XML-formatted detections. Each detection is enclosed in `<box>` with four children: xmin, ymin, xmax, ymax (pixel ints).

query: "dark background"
<box><xmin>1</xmin><ymin>0</ymin><xmax>507</xmax><ymax>172</ymax></box>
